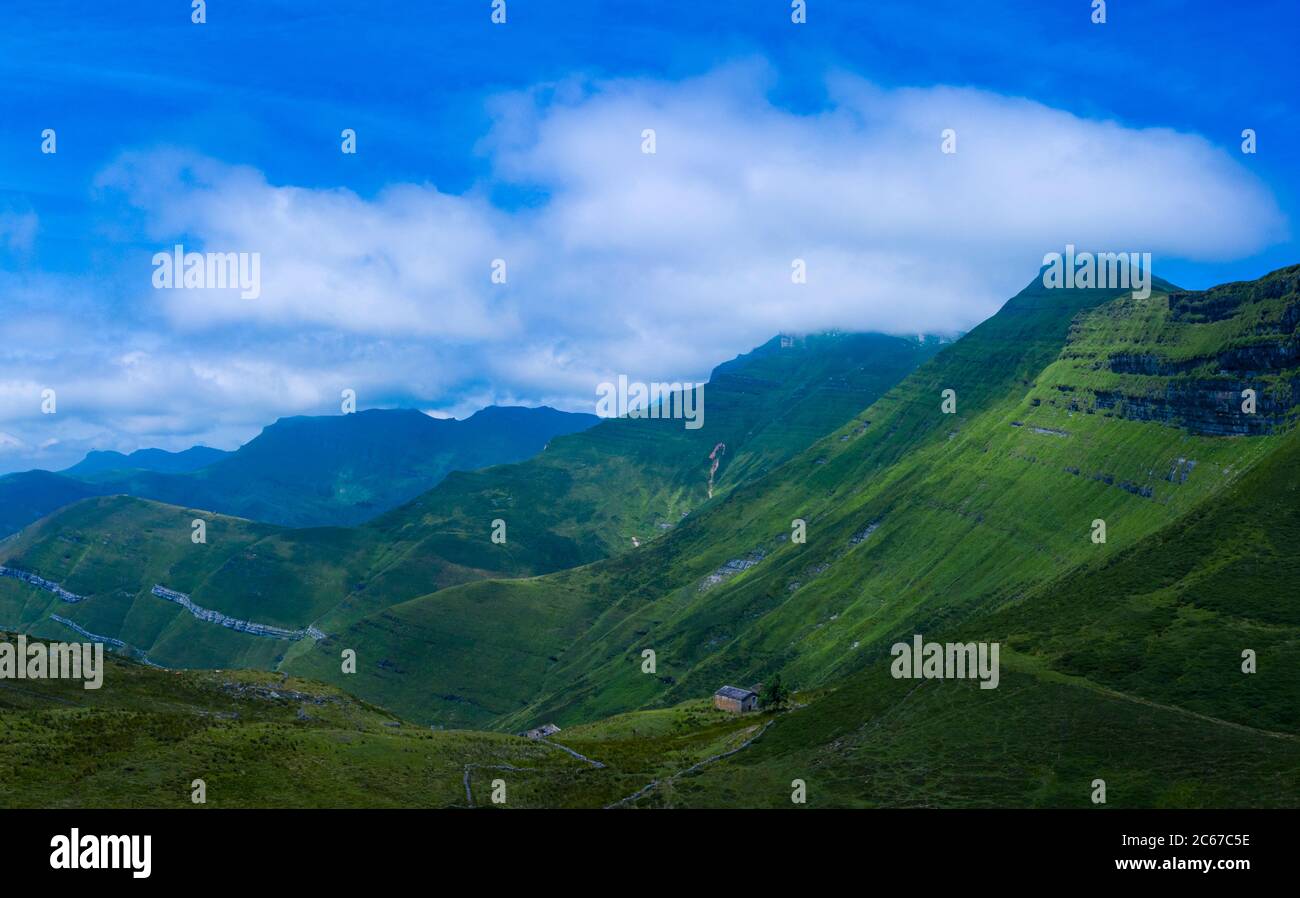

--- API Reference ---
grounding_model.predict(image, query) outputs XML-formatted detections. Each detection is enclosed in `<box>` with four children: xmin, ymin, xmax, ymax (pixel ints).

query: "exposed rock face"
<box><xmin>1217</xmin><ymin>341</ymin><xmax>1300</xmax><ymax>372</ymax></box>
<box><xmin>1094</xmin><ymin>378</ymin><xmax>1297</xmax><ymax>436</ymax></box>
<box><xmin>1106</xmin><ymin>352</ymin><xmax>1199</xmax><ymax>376</ymax></box>
<box><xmin>150</xmin><ymin>585</ymin><xmax>326</xmax><ymax>641</ymax></box>
<box><xmin>707</xmin><ymin>442</ymin><xmax>727</xmax><ymax>499</ymax></box>
<box><xmin>699</xmin><ymin>550</ymin><xmax>766</xmax><ymax>592</ymax></box>
<box><xmin>0</xmin><ymin>565</ymin><xmax>84</xmax><ymax>603</ymax></box>
<box><xmin>49</xmin><ymin>613</ymin><xmax>161</xmax><ymax>667</ymax></box>
<box><xmin>1168</xmin><ymin>271</ymin><xmax>1299</xmax><ymax>324</ymax></box>
<box><xmin>218</xmin><ymin>680</ymin><xmax>338</xmax><ymax>705</ymax></box>
<box><xmin>1106</xmin><ymin>341</ymin><xmax>1300</xmax><ymax>378</ymax></box>
<box><xmin>49</xmin><ymin>614</ymin><xmax>128</xmax><ymax>649</ymax></box>
<box><xmin>849</xmin><ymin>521</ymin><xmax>881</xmax><ymax>545</ymax></box>
<box><xmin>1080</xmin><ymin>269</ymin><xmax>1300</xmax><ymax>436</ymax></box>
<box><xmin>1166</xmin><ymin>457</ymin><xmax>1198</xmax><ymax>484</ymax></box>
<box><xmin>1118</xmin><ymin>480</ymin><xmax>1154</xmax><ymax>499</ymax></box>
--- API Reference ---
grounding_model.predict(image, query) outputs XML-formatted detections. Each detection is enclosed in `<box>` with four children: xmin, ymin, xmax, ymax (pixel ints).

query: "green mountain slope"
<box><xmin>631</xmin><ymin>420</ymin><xmax>1300</xmax><ymax>808</ymax></box>
<box><xmin>0</xmin><ymin>332</ymin><xmax>938</xmax><ymax>672</ymax></box>
<box><xmin>0</xmin><ymin>446</ymin><xmax>227</xmax><ymax>538</ymax></box>
<box><xmin>285</xmin><ymin>267</ymin><xmax>1299</xmax><ymax>731</ymax></box>
<box><xmin>162</xmin><ymin>405</ymin><xmax>602</xmax><ymax>527</ymax></box>
<box><xmin>976</xmin><ymin>418</ymin><xmax>1300</xmax><ymax>734</ymax></box>
<box><xmin>365</xmin><ymin>333</ymin><xmax>947</xmax><ymax>565</ymax></box>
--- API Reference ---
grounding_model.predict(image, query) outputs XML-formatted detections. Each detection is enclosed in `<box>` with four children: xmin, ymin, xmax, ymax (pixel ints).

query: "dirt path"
<box><xmin>605</xmin><ymin>718</ymin><xmax>777</xmax><ymax>809</ymax></box>
<box><xmin>1089</xmin><ymin>682</ymin><xmax>1300</xmax><ymax>743</ymax></box>
<box><xmin>1012</xmin><ymin>652</ymin><xmax>1300</xmax><ymax>743</ymax></box>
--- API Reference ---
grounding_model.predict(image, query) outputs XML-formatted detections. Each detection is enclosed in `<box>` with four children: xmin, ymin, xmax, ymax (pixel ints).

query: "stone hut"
<box><xmin>713</xmin><ymin>685</ymin><xmax>759</xmax><ymax>713</ymax></box>
<box><xmin>520</xmin><ymin>723</ymin><xmax>561</xmax><ymax>740</ymax></box>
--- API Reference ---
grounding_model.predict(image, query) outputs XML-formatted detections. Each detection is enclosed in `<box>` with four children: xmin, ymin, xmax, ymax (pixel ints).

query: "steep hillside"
<box><xmin>1</xmin><ymin>499</ymin><xmax>357</xmax><ymax>671</ymax></box>
<box><xmin>500</xmin><ymin>267</ymin><xmax>1296</xmax><ymax>729</ymax></box>
<box><xmin>5</xmin><ymin>610</ymin><xmax>1293</xmax><ymax>810</ymax></box>
<box><xmin>629</xmin><ymin>422</ymin><xmax>1300</xmax><ymax>808</ymax></box>
<box><xmin>287</xmin><ymin>267</ymin><xmax>1300</xmax><ymax>730</ymax></box>
<box><xmin>628</xmin><ymin>655</ymin><xmax>1299</xmax><ymax>808</ymax></box>
<box><xmin>975</xmin><ymin>419</ymin><xmax>1300</xmax><ymax>734</ymax></box>
<box><xmin>0</xmin><ymin>332</ymin><xmax>938</xmax><ymax>671</ymax></box>
<box><xmin>365</xmin><ymin>332</ymin><xmax>946</xmax><ymax>565</ymax></box>
<box><xmin>281</xmin><ymin>272</ymin><xmax>1144</xmax><ymax>724</ymax></box>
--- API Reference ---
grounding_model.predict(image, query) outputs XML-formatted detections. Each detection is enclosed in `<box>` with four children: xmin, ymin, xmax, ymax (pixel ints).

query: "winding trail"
<box><xmin>605</xmin><ymin>718</ymin><xmax>776</xmax><ymax>809</ymax></box>
<box><xmin>1009</xmin><ymin>653</ymin><xmax>1300</xmax><ymax>743</ymax></box>
<box><xmin>1088</xmin><ymin>681</ymin><xmax>1300</xmax><ymax>743</ymax></box>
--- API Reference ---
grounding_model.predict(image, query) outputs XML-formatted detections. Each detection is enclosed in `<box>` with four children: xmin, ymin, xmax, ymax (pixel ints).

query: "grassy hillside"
<box><xmin>627</xmin><ymin>423</ymin><xmax>1300</xmax><ymax>808</ymax></box>
<box><xmin>634</xmin><ymin>657</ymin><xmax>1299</xmax><ymax>808</ymax></box>
<box><xmin>0</xmin><ymin>499</ymin><xmax>360</xmax><ymax>670</ymax></box>
<box><xmin>975</xmin><ymin>420</ymin><xmax>1300</xmax><ymax>734</ymax></box>
<box><xmin>506</xmin><ymin>268</ymin><xmax>1297</xmax><ymax>728</ymax></box>
<box><xmin>0</xmin><ymin>332</ymin><xmax>938</xmax><ymax>672</ymax></box>
<box><xmin>364</xmin><ymin>332</ymin><xmax>947</xmax><ymax>565</ymax></box>
<box><xmin>0</xmin><ymin>640</ymin><xmax>776</xmax><ymax>809</ymax></box>
<box><xmin>3</xmin><ymin>628</ymin><xmax>1292</xmax><ymax>809</ymax></box>
<box><xmin>285</xmin><ymin>267</ymin><xmax>1299</xmax><ymax>732</ymax></box>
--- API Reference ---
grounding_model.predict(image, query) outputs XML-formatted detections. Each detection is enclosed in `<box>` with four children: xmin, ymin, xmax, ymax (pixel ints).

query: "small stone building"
<box><xmin>520</xmin><ymin>723</ymin><xmax>561</xmax><ymax>740</ymax></box>
<box><xmin>713</xmin><ymin>685</ymin><xmax>759</xmax><ymax>713</ymax></box>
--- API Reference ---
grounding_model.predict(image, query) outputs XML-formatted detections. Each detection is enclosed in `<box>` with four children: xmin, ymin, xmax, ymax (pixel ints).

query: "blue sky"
<box><xmin>0</xmin><ymin>0</ymin><xmax>1296</xmax><ymax>471</ymax></box>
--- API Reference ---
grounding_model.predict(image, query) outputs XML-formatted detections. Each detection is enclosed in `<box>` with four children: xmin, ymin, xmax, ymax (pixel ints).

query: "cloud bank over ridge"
<box><xmin>0</xmin><ymin>64</ymin><xmax>1286</xmax><ymax>471</ymax></box>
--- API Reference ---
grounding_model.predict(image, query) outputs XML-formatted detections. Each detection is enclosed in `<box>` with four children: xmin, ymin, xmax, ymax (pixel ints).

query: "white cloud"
<box><xmin>0</xmin><ymin>63</ymin><xmax>1288</xmax><ymax>471</ymax></box>
<box><xmin>96</xmin><ymin>153</ymin><xmax>519</xmax><ymax>339</ymax></box>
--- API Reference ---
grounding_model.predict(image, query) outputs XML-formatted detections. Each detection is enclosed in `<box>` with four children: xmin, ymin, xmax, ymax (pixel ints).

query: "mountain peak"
<box><xmin>61</xmin><ymin>445</ymin><xmax>229</xmax><ymax>477</ymax></box>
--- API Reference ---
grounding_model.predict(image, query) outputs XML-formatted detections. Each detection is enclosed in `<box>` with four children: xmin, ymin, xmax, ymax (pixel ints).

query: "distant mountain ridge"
<box><xmin>62</xmin><ymin>446</ymin><xmax>230</xmax><ymax>477</ymax></box>
<box><xmin>0</xmin><ymin>405</ymin><xmax>600</xmax><ymax>536</ymax></box>
<box><xmin>0</xmin><ymin>330</ymin><xmax>941</xmax><ymax>676</ymax></box>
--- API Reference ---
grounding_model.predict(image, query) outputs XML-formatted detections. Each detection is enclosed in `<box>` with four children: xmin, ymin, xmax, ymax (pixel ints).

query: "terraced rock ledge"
<box><xmin>150</xmin><ymin>586</ymin><xmax>326</xmax><ymax>642</ymax></box>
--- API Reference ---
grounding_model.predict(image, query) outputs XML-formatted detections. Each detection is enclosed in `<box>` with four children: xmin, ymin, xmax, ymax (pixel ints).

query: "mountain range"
<box><xmin>0</xmin><ymin>332</ymin><xmax>941</xmax><ymax>668</ymax></box>
<box><xmin>2</xmin><ymin>265</ymin><xmax>1297</xmax><ymax>808</ymax></box>
<box><xmin>0</xmin><ymin>405</ymin><xmax>600</xmax><ymax>536</ymax></box>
